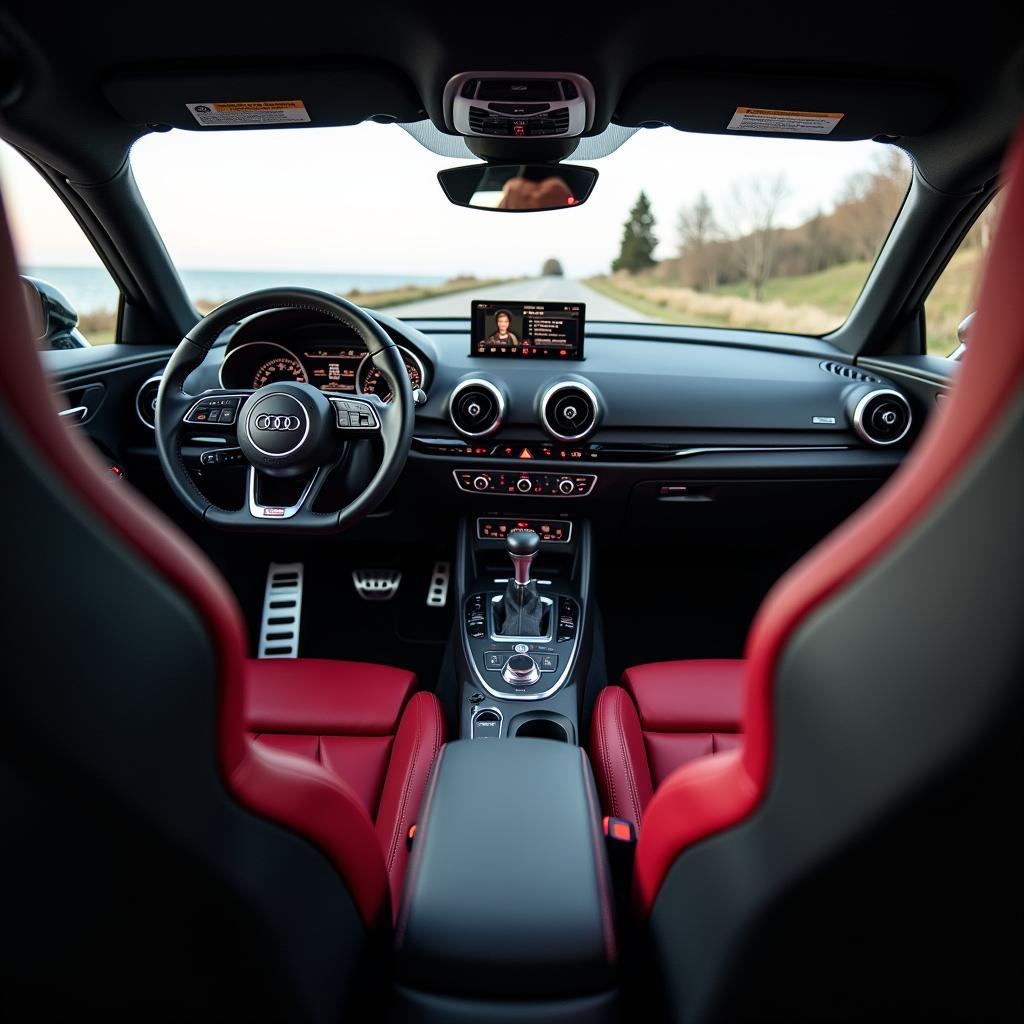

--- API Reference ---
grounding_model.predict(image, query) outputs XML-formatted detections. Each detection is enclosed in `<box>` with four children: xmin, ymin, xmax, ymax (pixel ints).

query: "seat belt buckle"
<box><xmin>602</xmin><ymin>816</ymin><xmax>637</xmax><ymax>917</ymax></box>
<box><xmin>603</xmin><ymin>816</ymin><xmax>636</xmax><ymax>844</ymax></box>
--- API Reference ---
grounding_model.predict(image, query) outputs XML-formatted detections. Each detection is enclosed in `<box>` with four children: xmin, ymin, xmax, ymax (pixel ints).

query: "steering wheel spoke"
<box><xmin>245</xmin><ymin>464</ymin><xmax>330</xmax><ymax>521</ymax></box>
<box><xmin>328</xmin><ymin>394</ymin><xmax>385</xmax><ymax>436</ymax></box>
<box><xmin>182</xmin><ymin>389</ymin><xmax>253</xmax><ymax>429</ymax></box>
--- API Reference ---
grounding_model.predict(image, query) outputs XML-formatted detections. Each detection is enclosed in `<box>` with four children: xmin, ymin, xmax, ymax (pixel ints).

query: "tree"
<box><xmin>612</xmin><ymin>192</ymin><xmax>658</xmax><ymax>273</ymax></box>
<box><xmin>677</xmin><ymin>192</ymin><xmax>719</xmax><ymax>290</ymax></box>
<box><xmin>727</xmin><ymin>175</ymin><xmax>788</xmax><ymax>301</ymax></box>
<box><xmin>834</xmin><ymin>150</ymin><xmax>910</xmax><ymax>261</ymax></box>
<box><xmin>542</xmin><ymin>258</ymin><xmax>564</xmax><ymax>276</ymax></box>
<box><xmin>804</xmin><ymin>208</ymin><xmax>830</xmax><ymax>274</ymax></box>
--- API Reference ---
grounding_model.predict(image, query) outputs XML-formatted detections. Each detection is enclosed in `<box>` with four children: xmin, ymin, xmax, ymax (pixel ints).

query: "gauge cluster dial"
<box><xmin>356</xmin><ymin>349</ymin><xmax>425</xmax><ymax>402</ymax></box>
<box><xmin>252</xmin><ymin>355</ymin><xmax>307</xmax><ymax>387</ymax></box>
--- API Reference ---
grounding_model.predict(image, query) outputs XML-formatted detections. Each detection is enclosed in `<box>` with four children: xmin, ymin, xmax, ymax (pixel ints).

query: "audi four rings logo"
<box><xmin>253</xmin><ymin>413</ymin><xmax>302</xmax><ymax>431</ymax></box>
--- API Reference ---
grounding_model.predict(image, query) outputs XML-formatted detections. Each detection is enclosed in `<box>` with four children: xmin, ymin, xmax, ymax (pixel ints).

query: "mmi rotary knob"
<box><xmin>502</xmin><ymin>654</ymin><xmax>540</xmax><ymax>686</ymax></box>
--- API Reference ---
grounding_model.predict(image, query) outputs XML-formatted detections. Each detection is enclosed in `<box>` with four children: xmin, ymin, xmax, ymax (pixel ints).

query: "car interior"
<box><xmin>1</xmin><ymin>8</ymin><xmax>1022</xmax><ymax>1022</ymax></box>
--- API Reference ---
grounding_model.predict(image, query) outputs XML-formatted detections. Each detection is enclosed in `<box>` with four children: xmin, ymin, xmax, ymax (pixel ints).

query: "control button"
<box><xmin>538</xmin><ymin>654</ymin><xmax>559</xmax><ymax>672</ymax></box>
<box><xmin>220</xmin><ymin>406</ymin><xmax>236</xmax><ymax>424</ymax></box>
<box><xmin>200</xmin><ymin>450</ymin><xmax>218</xmax><ymax>466</ymax></box>
<box><xmin>516</xmin><ymin>477</ymin><xmax>533</xmax><ymax>493</ymax></box>
<box><xmin>469</xmin><ymin>692</ymin><xmax>484</xmax><ymax>705</ymax></box>
<box><xmin>558</xmin><ymin>478</ymin><xmax>575</xmax><ymax>495</ymax></box>
<box><xmin>514</xmin><ymin>643</ymin><xmax>529</xmax><ymax>654</ymax></box>
<box><xmin>557</xmin><ymin>597</ymin><xmax>578</xmax><ymax>642</ymax></box>
<box><xmin>473</xmin><ymin>474</ymin><xmax>491</xmax><ymax>491</ymax></box>
<box><xmin>484</xmin><ymin>652</ymin><xmax>509</xmax><ymax>670</ymax></box>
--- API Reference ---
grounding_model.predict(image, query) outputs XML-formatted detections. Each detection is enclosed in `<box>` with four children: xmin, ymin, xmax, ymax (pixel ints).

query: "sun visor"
<box><xmin>103</xmin><ymin>64</ymin><xmax>425</xmax><ymax>131</ymax></box>
<box><xmin>615</xmin><ymin>72</ymin><xmax>946</xmax><ymax>141</ymax></box>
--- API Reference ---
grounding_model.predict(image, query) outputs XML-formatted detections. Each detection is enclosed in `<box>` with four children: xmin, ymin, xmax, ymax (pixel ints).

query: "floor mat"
<box><xmin>220</xmin><ymin>539</ymin><xmax>454</xmax><ymax>691</ymax></box>
<box><xmin>297</xmin><ymin>543</ymin><xmax>453</xmax><ymax>689</ymax></box>
<box><xmin>596</xmin><ymin>539</ymin><xmax>812</xmax><ymax>682</ymax></box>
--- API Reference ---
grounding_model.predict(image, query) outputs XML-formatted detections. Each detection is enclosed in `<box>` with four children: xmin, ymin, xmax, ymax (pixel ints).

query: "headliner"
<box><xmin>1</xmin><ymin>5</ymin><xmax>1022</xmax><ymax>190</ymax></box>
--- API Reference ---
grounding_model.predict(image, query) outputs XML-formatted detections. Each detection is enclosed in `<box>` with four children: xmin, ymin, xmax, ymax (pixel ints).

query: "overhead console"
<box><xmin>444</xmin><ymin>71</ymin><xmax>595</xmax><ymax>140</ymax></box>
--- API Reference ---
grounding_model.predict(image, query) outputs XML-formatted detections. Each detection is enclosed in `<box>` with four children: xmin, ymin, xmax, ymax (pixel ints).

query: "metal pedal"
<box><xmin>257</xmin><ymin>562</ymin><xmax>304</xmax><ymax>658</ymax></box>
<box><xmin>426</xmin><ymin>561</ymin><xmax>451</xmax><ymax>607</ymax></box>
<box><xmin>352</xmin><ymin>569</ymin><xmax>402</xmax><ymax>602</ymax></box>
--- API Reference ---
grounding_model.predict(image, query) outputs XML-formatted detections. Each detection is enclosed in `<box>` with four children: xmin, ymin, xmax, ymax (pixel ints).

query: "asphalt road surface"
<box><xmin>382</xmin><ymin>275</ymin><xmax>654</xmax><ymax>321</ymax></box>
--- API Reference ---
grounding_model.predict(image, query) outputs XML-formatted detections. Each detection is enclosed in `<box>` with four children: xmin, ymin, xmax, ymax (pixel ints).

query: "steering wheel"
<box><xmin>155</xmin><ymin>288</ymin><xmax>414</xmax><ymax>533</ymax></box>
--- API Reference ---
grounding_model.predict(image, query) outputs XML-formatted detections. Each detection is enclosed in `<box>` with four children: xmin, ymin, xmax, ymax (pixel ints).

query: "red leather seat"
<box><xmin>594</xmin><ymin>130</ymin><xmax>1024</xmax><ymax>1021</ymax></box>
<box><xmin>244</xmin><ymin>658</ymin><xmax>444</xmax><ymax>909</ymax></box>
<box><xmin>590</xmin><ymin>660</ymin><xmax>744</xmax><ymax>827</ymax></box>
<box><xmin>0</xmin><ymin>194</ymin><xmax>445</xmax><ymax>1015</ymax></box>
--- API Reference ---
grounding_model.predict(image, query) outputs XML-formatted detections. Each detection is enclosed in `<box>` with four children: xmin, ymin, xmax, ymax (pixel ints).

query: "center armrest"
<box><xmin>395</xmin><ymin>739</ymin><xmax>617</xmax><ymax>1005</ymax></box>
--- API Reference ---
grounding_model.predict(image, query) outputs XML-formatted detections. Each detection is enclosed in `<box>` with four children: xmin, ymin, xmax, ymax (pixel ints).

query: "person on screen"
<box><xmin>485</xmin><ymin>309</ymin><xmax>519</xmax><ymax>347</ymax></box>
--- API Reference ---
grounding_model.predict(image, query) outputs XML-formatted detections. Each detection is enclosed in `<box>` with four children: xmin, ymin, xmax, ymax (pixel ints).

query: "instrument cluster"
<box><xmin>219</xmin><ymin>339</ymin><xmax>426</xmax><ymax>402</ymax></box>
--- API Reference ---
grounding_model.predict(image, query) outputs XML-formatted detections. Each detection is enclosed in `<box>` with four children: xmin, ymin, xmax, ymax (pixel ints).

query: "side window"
<box><xmin>924</xmin><ymin>196</ymin><xmax>1000</xmax><ymax>357</ymax></box>
<box><xmin>0</xmin><ymin>140</ymin><xmax>121</xmax><ymax>345</ymax></box>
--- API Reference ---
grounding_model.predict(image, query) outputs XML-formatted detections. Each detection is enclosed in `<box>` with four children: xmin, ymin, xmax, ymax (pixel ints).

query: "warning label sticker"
<box><xmin>186</xmin><ymin>101</ymin><xmax>310</xmax><ymax>127</ymax></box>
<box><xmin>726</xmin><ymin>107</ymin><xmax>843</xmax><ymax>135</ymax></box>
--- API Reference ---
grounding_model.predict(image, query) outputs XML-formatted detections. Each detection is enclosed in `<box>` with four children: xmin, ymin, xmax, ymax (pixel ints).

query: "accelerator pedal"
<box><xmin>257</xmin><ymin>562</ymin><xmax>304</xmax><ymax>658</ymax></box>
<box><xmin>352</xmin><ymin>569</ymin><xmax>402</xmax><ymax>602</ymax></box>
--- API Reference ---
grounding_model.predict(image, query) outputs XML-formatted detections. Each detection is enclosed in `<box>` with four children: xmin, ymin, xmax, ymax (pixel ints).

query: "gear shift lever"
<box><xmin>497</xmin><ymin>530</ymin><xmax>547</xmax><ymax>637</ymax></box>
<box><xmin>506</xmin><ymin>529</ymin><xmax>540</xmax><ymax>586</ymax></box>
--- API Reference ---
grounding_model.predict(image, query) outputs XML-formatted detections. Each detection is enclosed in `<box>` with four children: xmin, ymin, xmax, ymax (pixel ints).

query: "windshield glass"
<box><xmin>123</xmin><ymin>123</ymin><xmax>909</xmax><ymax>335</ymax></box>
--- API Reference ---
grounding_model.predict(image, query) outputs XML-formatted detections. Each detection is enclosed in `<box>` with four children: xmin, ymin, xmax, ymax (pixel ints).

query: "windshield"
<box><xmin>130</xmin><ymin>124</ymin><xmax>912</xmax><ymax>334</ymax></box>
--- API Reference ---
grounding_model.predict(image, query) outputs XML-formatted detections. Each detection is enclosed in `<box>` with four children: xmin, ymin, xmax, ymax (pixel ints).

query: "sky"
<box><xmin>0</xmin><ymin>123</ymin><xmax>900</xmax><ymax>280</ymax></box>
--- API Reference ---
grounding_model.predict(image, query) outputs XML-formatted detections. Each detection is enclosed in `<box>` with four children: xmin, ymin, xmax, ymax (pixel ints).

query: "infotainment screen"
<box><xmin>470</xmin><ymin>300</ymin><xmax>585</xmax><ymax>360</ymax></box>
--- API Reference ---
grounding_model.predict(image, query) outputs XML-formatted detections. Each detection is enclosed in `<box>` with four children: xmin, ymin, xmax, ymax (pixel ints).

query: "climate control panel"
<box><xmin>454</xmin><ymin>469</ymin><xmax>596</xmax><ymax>497</ymax></box>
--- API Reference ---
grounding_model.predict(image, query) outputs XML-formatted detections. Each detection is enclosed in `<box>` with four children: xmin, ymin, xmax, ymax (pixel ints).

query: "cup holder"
<box><xmin>510</xmin><ymin>711</ymin><xmax>575</xmax><ymax>744</ymax></box>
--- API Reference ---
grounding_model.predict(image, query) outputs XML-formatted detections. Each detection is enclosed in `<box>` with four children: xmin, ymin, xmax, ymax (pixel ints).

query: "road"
<box><xmin>381</xmin><ymin>275</ymin><xmax>654</xmax><ymax>321</ymax></box>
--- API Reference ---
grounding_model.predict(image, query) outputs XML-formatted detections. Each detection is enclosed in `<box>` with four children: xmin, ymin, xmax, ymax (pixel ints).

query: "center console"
<box><xmin>394</xmin><ymin>739</ymin><xmax>617</xmax><ymax>1021</ymax></box>
<box><xmin>455</xmin><ymin>514</ymin><xmax>592</xmax><ymax>743</ymax></box>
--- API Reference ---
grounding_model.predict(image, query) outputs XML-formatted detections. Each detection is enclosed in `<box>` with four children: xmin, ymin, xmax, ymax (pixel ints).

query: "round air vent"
<box><xmin>540</xmin><ymin>381</ymin><xmax>599</xmax><ymax>441</ymax></box>
<box><xmin>449</xmin><ymin>379</ymin><xmax>504</xmax><ymax>437</ymax></box>
<box><xmin>135</xmin><ymin>374</ymin><xmax>162</xmax><ymax>429</ymax></box>
<box><xmin>852</xmin><ymin>388</ymin><xmax>912</xmax><ymax>446</ymax></box>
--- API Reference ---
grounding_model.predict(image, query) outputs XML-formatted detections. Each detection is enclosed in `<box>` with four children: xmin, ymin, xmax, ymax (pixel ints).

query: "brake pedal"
<box><xmin>426</xmin><ymin>561</ymin><xmax>450</xmax><ymax>607</ymax></box>
<box><xmin>257</xmin><ymin>562</ymin><xmax>304</xmax><ymax>658</ymax></box>
<box><xmin>352</xmin><ymin>569</ymin><xmax>401</xmax><ymax>601</ymax></box>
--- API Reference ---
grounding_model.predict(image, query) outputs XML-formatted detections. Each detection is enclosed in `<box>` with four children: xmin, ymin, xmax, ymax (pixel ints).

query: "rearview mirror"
<box><xmin>437</xmin><ymin>163</ymin><xmax>598</xmax><ymax>212</ymax></box>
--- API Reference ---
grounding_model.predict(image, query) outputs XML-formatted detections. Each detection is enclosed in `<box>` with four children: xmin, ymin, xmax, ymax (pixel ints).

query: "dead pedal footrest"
<box><xmin>257</xmin><ymin>562</ymin><xmax>304</xmax><ymax>658</ymax></box>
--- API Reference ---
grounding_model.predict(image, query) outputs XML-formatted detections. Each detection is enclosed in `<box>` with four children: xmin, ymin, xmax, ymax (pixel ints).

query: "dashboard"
<box><xmin>190</xmin><ymin>304</ymin><xmax>921</xmax><ymax>456</ymax></box>
<box><xmin>149</xmin><ymin>301</ymin><xmax>926</xmax><ymax>536</ymax></box>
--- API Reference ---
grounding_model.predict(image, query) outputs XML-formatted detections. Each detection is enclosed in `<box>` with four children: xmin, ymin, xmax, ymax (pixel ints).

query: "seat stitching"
<box><xmin>385</xmin><ymin>694</ymin><xmax>422</xmax><ymax>875</ymax></box>
<box><xmin>597</xmin><ymin>690</ymin><xmax>619</xmax><ymax>818</ymax></box>
<box><xmin>615</xmin><ymin>688</ymin><xmax>643</xmax><ymax>826</ymax></box>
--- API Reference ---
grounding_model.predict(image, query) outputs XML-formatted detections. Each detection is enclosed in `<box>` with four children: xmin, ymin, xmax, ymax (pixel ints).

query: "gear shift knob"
<box><xmin>506</xmin><ymin>529</ymin><xmax>541</xmax><ymax>586</ymax></box>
